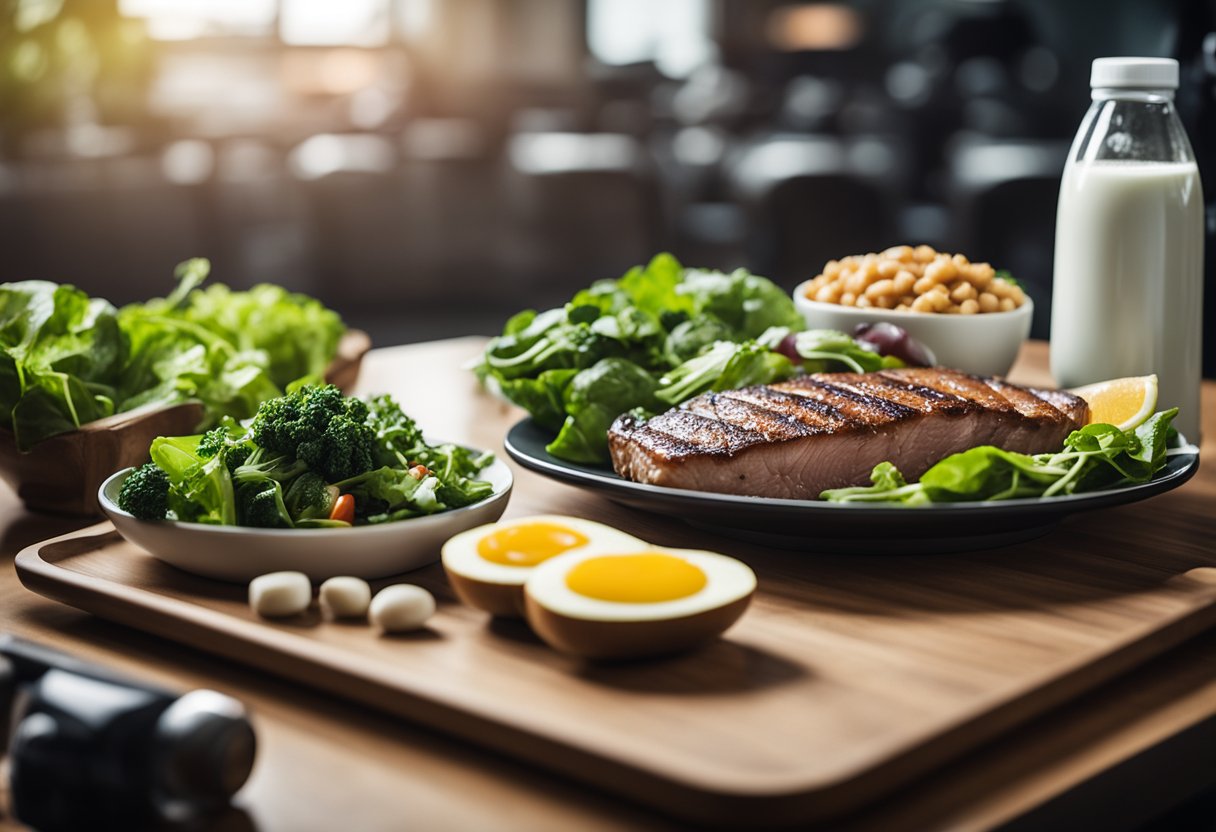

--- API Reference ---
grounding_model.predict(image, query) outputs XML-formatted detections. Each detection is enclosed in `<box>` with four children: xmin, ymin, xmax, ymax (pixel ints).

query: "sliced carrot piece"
<box><xmin>330</xmin><ymin>493</ymin><xmax>355</xmax><ymax>524</ymax></box>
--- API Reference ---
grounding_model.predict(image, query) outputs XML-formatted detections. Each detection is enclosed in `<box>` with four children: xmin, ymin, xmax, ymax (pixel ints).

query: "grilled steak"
<box><xmin>608</xmin><ymin>368</ymin><xmax>1090</xmax><ymax>499</ymax></box>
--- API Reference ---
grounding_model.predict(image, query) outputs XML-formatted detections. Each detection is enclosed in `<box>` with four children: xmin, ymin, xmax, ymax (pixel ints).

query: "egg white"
<box><xmin>442</xmin><ymin>514</ymin><xmax>648</xmax><ymax>587</ymax></box>
<box><xmin>525</xmin><ymin>547</ymin><xmax>756</xmax><ymax>622</ymax></box>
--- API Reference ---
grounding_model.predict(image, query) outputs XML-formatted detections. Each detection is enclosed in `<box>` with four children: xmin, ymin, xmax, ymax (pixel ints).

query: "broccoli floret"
<box><xmin>196</xmin><ymin>427</ymin><xmax>228</xmax><ymax>459</ymax></box>
<box><xmin>222</xmin><ymin>443</ymin><xmax>253</xmax><ymax>472</ymax></box>
<box><xmin>198</xmin><ymin>420</ymin><xmax>256</xmax><ymax>473</ymax></box>
<box><xmin>117</xmin><ymin>463</ymin><xmax>170</xmax><ymax>521</ymax></box>
<box><xmin>238</xmin><ymin>482</ymin><xmax>291</xmax><ymax>528</ymax></box>
<box><xmin>283</xmin><ymin>472</ymin><xmax>338</xmax><ymax>522</ymax></box>
<box><xmin>249</xmin><ymin>385</ymin><xmax>375</xmax><ymax>482</ymax></box>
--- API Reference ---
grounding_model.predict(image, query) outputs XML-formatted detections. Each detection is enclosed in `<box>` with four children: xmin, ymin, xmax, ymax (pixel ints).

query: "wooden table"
<box><xmin>1</xmin><ymin>338</ymin><xmax>1214</xmax><ymax>832</ymax></box>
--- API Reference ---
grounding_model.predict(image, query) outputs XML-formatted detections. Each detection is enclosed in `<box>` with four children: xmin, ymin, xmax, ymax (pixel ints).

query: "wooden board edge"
<box><xmin>820</xmin><ymin>575</ymin><xmax>1216</xmax><ymax>799</ymax></box>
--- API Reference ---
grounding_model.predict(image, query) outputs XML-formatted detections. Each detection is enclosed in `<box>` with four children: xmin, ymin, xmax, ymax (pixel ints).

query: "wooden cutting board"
<box><xmin>17</xmin><ymin>512</ymin><xmax>1216</xmax><ymax>827</ymax></box>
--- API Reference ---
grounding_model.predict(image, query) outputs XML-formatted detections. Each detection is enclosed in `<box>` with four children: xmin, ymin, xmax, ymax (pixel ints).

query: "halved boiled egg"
<box><xmin>442</xmin><ymin>515</ymin><xmax>646</xmax><ymax>617</ymax></box>
<box><xmin>523</xmin><ymin>547</ymin><xmax>756</xmax><ymax>660</ymax></box>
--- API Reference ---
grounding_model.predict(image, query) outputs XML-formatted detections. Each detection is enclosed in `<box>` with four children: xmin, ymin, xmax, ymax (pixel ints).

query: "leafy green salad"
<box><xmin>0</xmin><ymin>259</ymin><xmax>345</xmax><ymax>450</ymax></box>
<box><xmin>475</xmin><ymin>253</ymin><xmax>902</xmax><ymax>464</ymax></box>
<box><xmin>118</xmin><ymin>384</ymin><xmax>494</xmax><ymax>527</ymax></box>
<box><xmin>822</xmin><ymin>409</ymin><xmax>1180</xmax><ymax>504</ymax></box>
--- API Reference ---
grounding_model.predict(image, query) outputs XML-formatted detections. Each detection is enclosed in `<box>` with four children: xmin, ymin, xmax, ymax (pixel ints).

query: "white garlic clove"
<box><xmin>319</xmin><ymin>576</ymin><xmax>372</xmax><ymax>619</ymax></box>
<box><xmin>249</xmin><ymin>571</ymin><xmax>311</xmax><ymax>618</ymax></box>
<box><xmin>369</xmin><ymin>585</ymin><xmax>436</xmax><ymax>633</ymax></box>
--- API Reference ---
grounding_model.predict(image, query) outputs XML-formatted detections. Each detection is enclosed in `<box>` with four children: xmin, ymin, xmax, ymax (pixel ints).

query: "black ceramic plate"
<box><xmin>503</xmin><ymin>418</ymin><xmax>1201</xmax><ymax>553</ymax></box>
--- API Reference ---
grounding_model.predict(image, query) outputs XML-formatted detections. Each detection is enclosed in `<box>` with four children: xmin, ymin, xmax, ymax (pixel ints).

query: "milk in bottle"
<box><xmin>1051</xmin><ymin>57</ymin><xmax>1204</xmax><ymax>441</ymax></box>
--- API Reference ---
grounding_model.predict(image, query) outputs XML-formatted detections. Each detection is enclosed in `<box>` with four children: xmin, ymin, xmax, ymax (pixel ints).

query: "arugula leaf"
<box><xmin>364</xmin><ymin>394</ymin><xmax>425</xmax><ymax>467</ymax></box>
<box><xmin>617</xmin><ymin>253</ymin><xmax>695</xmax><ymax>317</ymax></box>
<box><xmin>815</xmin><ymin>462</ymin><xmax>926</xmax><ymax>504</ymax></box>
<box><xmin>655</xmin><ymin>341</ymin><xmax>794</xmax><ymax>406</ymax></box>
<box><xmin>782</xmin><ymin>328</ymin><xmax>903</xmax><ymax>373</ymax></box>
<box><xmin>481</xmin><ymin>310</ymin><xmax>613</xmax><ymax>381</ymax></box>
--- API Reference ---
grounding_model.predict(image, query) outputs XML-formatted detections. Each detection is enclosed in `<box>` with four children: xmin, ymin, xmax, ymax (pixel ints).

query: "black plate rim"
<box><xmin>503</xmin><ymin>418</ymin><xmax>1201</xmax><ymax>521</ymax></box>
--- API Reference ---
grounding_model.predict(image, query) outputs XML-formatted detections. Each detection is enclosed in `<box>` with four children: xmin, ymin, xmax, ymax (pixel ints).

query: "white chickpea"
<box><xmin>950</xmin><ymin>283</ymin><xmax>978</xmax><ymax>303</ymax></box>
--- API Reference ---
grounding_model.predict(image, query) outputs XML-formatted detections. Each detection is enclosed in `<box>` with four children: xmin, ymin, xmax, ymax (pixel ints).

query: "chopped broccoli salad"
<box><xmin>117</xmin><ymin>385</ymin><xmax>495</xmax><ymax>528</ymax></box>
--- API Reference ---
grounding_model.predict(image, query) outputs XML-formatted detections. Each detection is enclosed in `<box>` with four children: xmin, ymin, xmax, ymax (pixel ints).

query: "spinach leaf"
<box><xmin>547</xmin><ymin>358</ymin><xmax>660</xmax><ymax>464</ymax></box>
<box><xmin>663</xmin><ymin>317</ymin><xmax>731</xmax><ymax>366</ymax></box>
<box><xmin>822</xmin><ymin>410</ymin><xmax>1180</xmax><ymax>504</ymax></box>
<box><xmin>498</xmin><ymin>369</ymin><xmax>578</xmax><ymax>432</ymax></box>
<box><xmin>679</xmin><ymin>268</ymin><xmax>805</xmax><ymax>337</ymax></box>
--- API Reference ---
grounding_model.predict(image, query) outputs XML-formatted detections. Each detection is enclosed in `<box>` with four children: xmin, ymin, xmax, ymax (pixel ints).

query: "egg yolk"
<box><xmin>564</xmin><ymin>553</ymin><xmax>707</xmax><ymax>603</ymax></box>
<box><xmin>477</xmin><ymin>522</ymin><xmax>589</xmax><ymax>566</ymax></box>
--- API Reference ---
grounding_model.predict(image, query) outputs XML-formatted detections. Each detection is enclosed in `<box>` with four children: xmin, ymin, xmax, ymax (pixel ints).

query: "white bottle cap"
<box><xmin>1090</xmin><ymin>57</ymin><xmax>1179</xmax><ymax>89</ymax></box>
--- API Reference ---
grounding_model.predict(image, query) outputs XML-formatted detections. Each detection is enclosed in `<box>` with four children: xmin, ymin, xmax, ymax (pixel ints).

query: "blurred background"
<box><xmin>1</xmin><ymin>0</ymin><xmax>1214</xmax><ymax>368</ymax></box>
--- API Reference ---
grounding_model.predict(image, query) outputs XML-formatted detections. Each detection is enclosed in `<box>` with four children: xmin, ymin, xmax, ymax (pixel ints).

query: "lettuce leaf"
<box><xmin>0</xmin><ymin>259</ymin><xmax>345</xmax><ymax>450</ymax></box>
<box><xmin>0</xmin><ymin>281</ymin><xmax>125</xmax><ymax>449</ymax></box>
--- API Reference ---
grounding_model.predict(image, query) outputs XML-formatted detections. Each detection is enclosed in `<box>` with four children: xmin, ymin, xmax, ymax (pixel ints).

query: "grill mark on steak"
<box><xmin>774</xmin><ymin>377</ymin><xmax>918</xmax><ymax>425</ymax></box>
<box><xmin>682</xmin><ymin>394</ymin><xmax>816</xmax><ymax>441</ymax></box>
<box><xmin>719</xmin><ymin>387</ymin><xmax>846</xmax><ymax>431</ymax></box>
<box><xmin>979</xmin><ymin>377</ymin><xmax>1070</xmax><ymax>425</ymax></box>
<box><xmin>638</xmin><ymin>409</ymin><xmax>766</xmax><ymax>457</ymax></box>
<box><xmin>881</xmin><ymin>368</ymin><xmax>1017</xmax><ymax>414</ymax></box>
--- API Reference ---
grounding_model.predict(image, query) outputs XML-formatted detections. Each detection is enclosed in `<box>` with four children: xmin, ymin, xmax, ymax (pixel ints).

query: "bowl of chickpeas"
<box><xmin>794</xmin><ymin>245</ymin><xmax>1033</xmax><ymax>377</ymax></box>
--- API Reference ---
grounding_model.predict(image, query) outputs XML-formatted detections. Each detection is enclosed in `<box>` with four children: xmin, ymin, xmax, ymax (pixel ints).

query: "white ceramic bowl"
<box><xmin>99</xmin><ymin>458</ymin><xmax>513</xmax><ymax>583</ymax></box>
<box><xmin>793</xmin><ymin>283</ymin><xmax>1033</xmax><ymax>377</ymax></box>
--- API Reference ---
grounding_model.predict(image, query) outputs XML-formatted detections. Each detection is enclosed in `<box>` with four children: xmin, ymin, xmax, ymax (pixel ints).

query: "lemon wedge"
<box><xmin>1068</xmin><ymin>375</ymin><xmax>1158</xmax><ymax>431</ymax></box>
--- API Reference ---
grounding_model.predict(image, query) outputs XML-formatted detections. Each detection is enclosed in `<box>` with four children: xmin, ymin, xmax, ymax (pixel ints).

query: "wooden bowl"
<box><xmin>0</xmin><ymin>329</ymin><xmax>371</xmax><ymax>517</ymax></box>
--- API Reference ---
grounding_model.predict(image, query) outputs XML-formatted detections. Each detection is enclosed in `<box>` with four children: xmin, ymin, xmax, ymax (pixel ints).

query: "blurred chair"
<box><xmin>946</xmin><ymin>137</ymin><xmax>1069</xmax><ymax>338</ymax></box>
<box><xmin>727</xmin><ymin>134</ymin><xmax>905</xmax><ymax>286</ymax></box>
<box><xmin>205</xmin><ymin>139</ymin><xmax>314</xmax><ymax>292</ymax></box>
<box><xmin>289</xmin><ymin>133</ymin><xmax>417</xmax><ymax>308</ymax></box>
<box><xmin>501</xmin><ymin>131</ymin><xmax>660</xmax><ymax>299</ymax></box>
<box><xmin>399</xmin><ymin>118</ymin><xmax>503</xmax><ymax>301</ymax></box>
<box><xmin>0</xmin><ymin>156</ymin><xmax>204</xmax><ymax>302</ymax></box>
